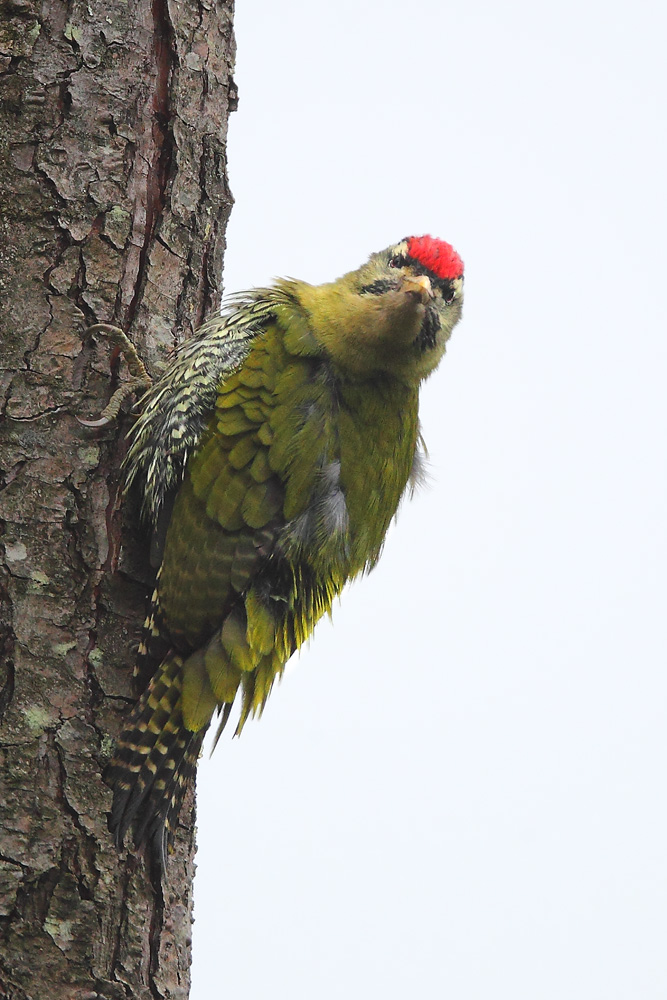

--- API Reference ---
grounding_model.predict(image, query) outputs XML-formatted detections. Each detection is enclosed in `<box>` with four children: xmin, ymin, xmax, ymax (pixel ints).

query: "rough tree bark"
<box><xmin>0</xmin><ymin>0</ymin><xmax>236</xmax><ymax>995</ymax></box>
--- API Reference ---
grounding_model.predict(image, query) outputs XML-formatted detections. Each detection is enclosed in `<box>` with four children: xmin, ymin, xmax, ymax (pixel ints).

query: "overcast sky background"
<box><xmin>191</xmin><ymin>2</ymin><xmax>666</xmax><ymax>997</ymax></box>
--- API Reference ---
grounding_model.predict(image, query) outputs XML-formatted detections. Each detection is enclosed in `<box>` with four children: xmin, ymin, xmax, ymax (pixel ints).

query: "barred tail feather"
<box><xmin>107</xmin><ymin>653</ymin><xmax>207</xmax><ymax>867</ymax></box>
<box><xmin>132</xmin><ymin>586</ymin><xmax>172</xmax><ymax>690</ymax></box>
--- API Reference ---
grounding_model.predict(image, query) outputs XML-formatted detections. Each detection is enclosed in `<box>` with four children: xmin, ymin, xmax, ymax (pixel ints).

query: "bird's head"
<box><xmin>295</xmin><ymin>235</ymin><xmax>464</xmax><ymax>382</ymax></box>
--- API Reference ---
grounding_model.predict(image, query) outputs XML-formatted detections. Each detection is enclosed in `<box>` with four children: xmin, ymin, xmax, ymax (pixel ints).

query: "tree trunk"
<box><xmin>0</xmin><ymin>0</ymin><xmax>236</xmax><ymax>994</ymax></box>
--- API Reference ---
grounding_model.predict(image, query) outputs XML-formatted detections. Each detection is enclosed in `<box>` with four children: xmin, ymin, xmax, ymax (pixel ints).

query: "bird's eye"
<box><xmin>438</xmin><ymin>279</ymin><xmax>459</xmax><ymax>304</ymax></box>
<box><xmin>388</xmin><ymin>254</ymin><xmax>406</xmax><ymax>269</ymax></box>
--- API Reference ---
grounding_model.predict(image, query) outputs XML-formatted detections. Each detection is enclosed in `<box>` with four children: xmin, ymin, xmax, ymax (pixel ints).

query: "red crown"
<box><xmin>406</xmin><ymin>235</ymin><xmax>464</xmax><ymax>281</ymax></box>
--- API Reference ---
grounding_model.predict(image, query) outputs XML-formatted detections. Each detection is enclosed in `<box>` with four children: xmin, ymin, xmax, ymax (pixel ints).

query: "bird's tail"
<box><xmin>107</xmin><ymin>652</ymin><xmax>207</xmax><ymax>867</ymax></box>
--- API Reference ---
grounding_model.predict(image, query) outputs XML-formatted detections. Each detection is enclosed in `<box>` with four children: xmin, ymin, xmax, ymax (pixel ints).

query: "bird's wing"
<box><xmin>122</xmin><ymin>290</ymin><xmax>283</xmax><ymax>536</ymax></box>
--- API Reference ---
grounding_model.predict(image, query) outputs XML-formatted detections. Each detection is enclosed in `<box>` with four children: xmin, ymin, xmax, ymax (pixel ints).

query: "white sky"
<box><xmin>192</xmin><ymin>2</ymin><xmax>667</xmax><ymax>997</ymax></box>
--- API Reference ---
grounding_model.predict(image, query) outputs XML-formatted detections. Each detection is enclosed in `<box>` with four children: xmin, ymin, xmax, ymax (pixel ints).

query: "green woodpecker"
<box><xmin>107</xmin><ymin>235</ymin><xmax>464</xmax><ymax>863</ymax></box>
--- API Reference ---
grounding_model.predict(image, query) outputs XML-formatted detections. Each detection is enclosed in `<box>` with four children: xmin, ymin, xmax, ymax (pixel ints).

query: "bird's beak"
<box><xmin>402</xmin><ymin>274</ymin><xmax>433</xmax><ymax>304</ymax></box>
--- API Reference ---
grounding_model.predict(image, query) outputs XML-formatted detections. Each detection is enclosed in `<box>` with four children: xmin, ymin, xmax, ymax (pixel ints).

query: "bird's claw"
<box><xmin>78</xmin><ymin>324</ymin><xmax>153</xmax><ymax>426</ymax></box>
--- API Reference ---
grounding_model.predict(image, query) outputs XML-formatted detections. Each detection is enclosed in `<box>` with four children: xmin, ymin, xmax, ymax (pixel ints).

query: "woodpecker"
<box><xmin>106</xmin><ymin>235</ymin><xmax>464</xmax><ymax>864</ymax></box>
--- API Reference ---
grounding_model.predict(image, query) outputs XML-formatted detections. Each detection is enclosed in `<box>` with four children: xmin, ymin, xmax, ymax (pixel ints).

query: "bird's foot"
<box><xmin>78</xmin><ymin>324</ymin><xmax>153</xmax><ymax>426</ymax></box>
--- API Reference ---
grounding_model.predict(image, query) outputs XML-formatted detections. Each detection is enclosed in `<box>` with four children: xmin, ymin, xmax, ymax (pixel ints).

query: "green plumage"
<box><xmin>108</xmin><ymin>237</ymin><xmax>464</xmax><ymax>863</ymax></box>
